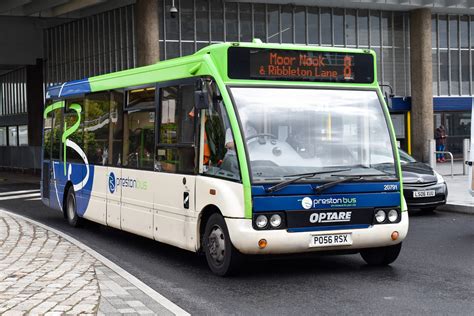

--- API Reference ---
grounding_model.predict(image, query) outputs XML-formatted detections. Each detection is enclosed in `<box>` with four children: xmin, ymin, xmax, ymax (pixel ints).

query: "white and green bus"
<box><xmin>42</xmin><ymin>42</ymin><xmax>408</xmax><ymax>276</ymax></box>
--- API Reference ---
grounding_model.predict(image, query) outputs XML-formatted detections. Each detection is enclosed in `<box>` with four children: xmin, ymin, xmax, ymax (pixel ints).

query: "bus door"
<box><xmin>153</xmin><ymin>84</ymin><xmax>197</xmax><ymax>249</ymax></box>
<box><xmin>106</xmin><ymin>91</ymin><xmax>125</xmax><ymax>229</ymax></box>
<box><xmin>119</xmin><ymin>87</ymin><xmax>156</xmax><ymax>238</ymax></box>
<box><xmin>42</xmin><ymin>108</ymin><xmax>54</xmax><ymax>206</ymax></box>
<box><xmin>49</xmin><ymin>106</ymin><xmax>64</xmax><ymax>210</ymax></box>
<box><xmin>106</xmin><ymin>166</ymin><xmax>122</xmax><ymax>229</ymax></box>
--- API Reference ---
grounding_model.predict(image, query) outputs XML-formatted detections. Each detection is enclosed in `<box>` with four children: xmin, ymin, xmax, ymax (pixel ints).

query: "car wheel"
<box><xmin>65</xmin><ymin>186</ymin><xmax>82</xmax><ymax>227</ymax></box>
<box><xmin>203</xmin><ymin>213</ymin><xmax>242</xmax><ymax>276</ymax></box>
<box><xmin>360</xmin><ymin>243</ymin><xmax>402</xmax><ymax>266</ymax></box>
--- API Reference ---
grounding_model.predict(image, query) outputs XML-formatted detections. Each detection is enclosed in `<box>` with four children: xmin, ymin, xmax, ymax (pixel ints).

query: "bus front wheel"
<box><xmin>360</xmin><ymin>243</ymin><xmax>402</xmax><ymax>266</ymax></box>
<box><xmin>65</xmin><ymin>186</ymin><xmax>82</xmax><ymax>227</ymax></box>
<box><xmin>203</xmin><ymin>213</ymin><xmax>242</xmax><ymax>276</ymax></box>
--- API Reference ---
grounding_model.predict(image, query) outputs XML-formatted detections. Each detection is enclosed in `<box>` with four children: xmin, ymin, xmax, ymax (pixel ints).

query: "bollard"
<box><xmin>429</xmin><ymin>139</ymin><xmax>436</xmax><ymax>168</ymax></box>
<box><xmin>463</xmin><ymin>138</ymin><xmax>470</xmax><ymax>175</ymax></box>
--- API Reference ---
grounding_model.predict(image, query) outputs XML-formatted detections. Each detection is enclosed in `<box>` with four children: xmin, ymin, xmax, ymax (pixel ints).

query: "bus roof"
<box><xmin>46</xmin><ymin>41</ymin><xmax>378</xmax><ymax>100</ymax></box>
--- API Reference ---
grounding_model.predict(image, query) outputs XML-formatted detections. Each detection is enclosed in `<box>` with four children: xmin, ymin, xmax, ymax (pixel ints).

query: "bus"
<box><xmin>41</xmin><ymin>41</ymin><xmax>409</xmax><ymax>276</ymax></box>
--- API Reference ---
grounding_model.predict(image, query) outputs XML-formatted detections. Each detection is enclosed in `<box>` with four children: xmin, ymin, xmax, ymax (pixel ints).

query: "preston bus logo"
<box><xmin>301</xmin><ymin>196</ymin><xmax>357</xmax><ymax>209</ymax></box>
<box><xmin>301</xmin><ymin>197</ymin><xmax>313</xmax><ymax>209</ymax></box>
<box><xmin>109</xmin><ymin>172</ymin><xmax>116</xmax><ymax>194</ymax></box>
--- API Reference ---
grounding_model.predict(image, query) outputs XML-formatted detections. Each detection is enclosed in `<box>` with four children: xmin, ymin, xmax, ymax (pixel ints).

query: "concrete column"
<box><xmin>410</xmin><ymin>8</ymin><xmax>433</xmax><ymax>162</ymax></box>
<box><xmin>27</xmin><ymin>59</ymin><xmax>43</xmax><ymax>147</ymax></box>
<box><xmin>135</xmin><ymin>0</ymin><xmax>160</xmax><ymax>66</ymax></box>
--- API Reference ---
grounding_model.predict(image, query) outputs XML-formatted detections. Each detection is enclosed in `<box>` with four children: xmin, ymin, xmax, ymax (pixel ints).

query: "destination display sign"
<box><xmin>227</xmin><ymin>47</ymin><xmax>374</xmax><ymax>83</ymax></box>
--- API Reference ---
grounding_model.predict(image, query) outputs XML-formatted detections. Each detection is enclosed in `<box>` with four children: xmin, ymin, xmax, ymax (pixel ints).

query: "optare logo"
<box><xmin>309</xmin><ymin>211</ymin><xmax>352</xmax><ymax>223</ymax></box>
<box><xmin>301</xmin><ymin>197</ymin><xmax>313</xmax><ymax>210</ymax></box>
<box><xmin>108</xmin><ymin>172</ymin><xmax>116</xmax><ymax>194</ymax></box>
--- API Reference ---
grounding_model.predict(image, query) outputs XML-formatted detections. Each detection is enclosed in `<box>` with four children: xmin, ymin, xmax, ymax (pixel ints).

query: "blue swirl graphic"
<box><xmin>109</xmin><ymin>172</ymin><xmax>116</xmax><ymax>194</ymax></box>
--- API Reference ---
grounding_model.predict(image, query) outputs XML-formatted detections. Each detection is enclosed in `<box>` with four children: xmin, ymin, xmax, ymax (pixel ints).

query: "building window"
<box><xmin>294</xmin><ymin>6</ymin><xmax>306</xmax><ymax>44</ymax></box>
<box><xmin>0</xmin><ymin>127</ymin><xmax>6</xmax><ymax>146</ymax></box>
<box><xmin>18</xmin><ymin>125</ymin><xmax>28</xmax><ymax>146</ymax></box>
<box><xmin>320</xmin><ymin>8</ymin><xmax>332</xmax><ymax>45</ymax></box>
<box><xmin>226</xmin><ymin>2</ymin><xmax>239</xmax><ymax>42</ymax></box>
<box><xmin>211</xmin><ymin>0</ymin><xmax>224</xmax><ymax>41</ymax></box>
<box><xmin>239</xmin><ymin>3</ymin><xmax>252</xmax><ymax>42</ymax></box>
<box><xmin>431</xmin><ymin>14</ymin><xmax>474</xmax><ymax>96</ymax></box>
<box><xmin>157</xmin><ymin>3</ymin><xmax>410</xmax><ymax>96</ymax></box>
<box><xmin>358</xmin><ymin>10</ymin><xmax>369</xmax><ymax>46</ymax></box>
<box><xmin>333</xmin><ymin>8</ymin><xmax>344</xmax><ymax>45</ymax></box>
<box><xmin>8</xmin><ymin>126</ymin><xmax>17</xmax><ymax>146</ymax></box>
<box><xmin>307</xmin><ymin>7</ymin><xmax>319</xmax><ymax>45</ymax></box>
<box><xmin>281</xmin><ymin>5</ymin><xmax>293</xmax><ymax>43</ymax></box>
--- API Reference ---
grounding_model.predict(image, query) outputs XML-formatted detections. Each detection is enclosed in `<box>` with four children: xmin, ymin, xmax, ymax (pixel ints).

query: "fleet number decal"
<box><xmin>384</xmin><ymin>184</ymin><xmax>398</xmax><ymax>191</ymax></box>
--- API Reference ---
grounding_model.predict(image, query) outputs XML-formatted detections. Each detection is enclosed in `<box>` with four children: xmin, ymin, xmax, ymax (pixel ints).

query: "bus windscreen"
<box><xmin>228</xmin><ymin>47</ymin><xmax>375</xmax><ymax>83</ymax></box>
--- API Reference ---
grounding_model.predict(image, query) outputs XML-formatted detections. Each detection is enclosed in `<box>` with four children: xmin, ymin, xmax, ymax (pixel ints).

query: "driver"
<box><xmin>225</xmin><ymin>123</ymin><xmax>257</xmax><ymax>154</ymax></box>
<box><xmin>223</xmin><ymin>123</ymin><xmax>257</xmax><ymax>174</ymax></box>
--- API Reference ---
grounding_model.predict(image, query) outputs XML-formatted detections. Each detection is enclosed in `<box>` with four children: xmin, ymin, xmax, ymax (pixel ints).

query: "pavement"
<box><xmin>0</xmin><ymin>208</ymin><xmax>188</xmax><ymax>315</ymax></box>
<box><xmin>432</xmin><ymin>160</ymin><xmax>474</xmax><ymax>214</ymax></box>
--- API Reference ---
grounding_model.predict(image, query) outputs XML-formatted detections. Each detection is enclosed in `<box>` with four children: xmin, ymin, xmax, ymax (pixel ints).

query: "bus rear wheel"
<box><xmin>360</xmin><ymin>243</ymin><xmax>402</xmax><ymax>266</ymax></box>
<box><xmin>65</xmin><ymin>186</ymin><xmax>82</xmax><ymax>227</ymax></box>
<box><xmin>203</xmin><ymin>213</ymin><xmax>242</xmax><ymax>276</ymax></box>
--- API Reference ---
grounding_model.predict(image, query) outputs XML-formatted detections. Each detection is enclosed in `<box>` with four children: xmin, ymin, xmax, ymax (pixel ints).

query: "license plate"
<box><xmin>309</xmin><ymin>233</ymin><xmax>353</xmax><ymax>248</ymax></box>
<box><xmin>413</xmin><ymin>190</ymin><xmax>436</xmax><ymax>198</ymax></box>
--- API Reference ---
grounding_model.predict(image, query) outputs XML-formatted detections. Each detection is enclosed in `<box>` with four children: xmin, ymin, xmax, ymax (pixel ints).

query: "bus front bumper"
<box><xmin>226</xmin><ymin>211</ymin><xmax>409</xmax><ymax>255</ymax></box>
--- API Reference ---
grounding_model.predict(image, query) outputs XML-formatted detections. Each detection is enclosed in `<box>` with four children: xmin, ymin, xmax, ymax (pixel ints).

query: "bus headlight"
<box><xmin>269</xmin><ymin>214</ymin><xmax>282</xmax><ymax>228</ymax></box>
<box><xmin>388</xmin><ymin>209</ymin><xmax>398</xmax><ymax>222</ymax></box>
<box><xmin>375</xmin><ymin>210</ymin><xmax>386</xmax><ymax>223</ymax></box>
<box><xmin>255</xmin><ymin>215</ymin><xmax>268</xmax><ymax>228</ymax></box>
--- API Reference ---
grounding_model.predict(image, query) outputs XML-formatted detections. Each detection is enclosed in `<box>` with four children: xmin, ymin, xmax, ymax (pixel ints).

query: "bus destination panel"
<box><xmin>228</xmin><ymin>47</ymin><xmax>374</xmax><ymax>83</ymax></box>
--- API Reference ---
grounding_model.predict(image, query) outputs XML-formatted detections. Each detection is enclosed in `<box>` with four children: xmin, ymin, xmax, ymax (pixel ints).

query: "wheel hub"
<box><xmin>208</xmin><ymin>225</ymin><xmax>225</xmax><ymax>264</ymax></box>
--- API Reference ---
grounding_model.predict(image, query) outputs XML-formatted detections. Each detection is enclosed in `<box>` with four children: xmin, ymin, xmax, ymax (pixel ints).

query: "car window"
<box><xmin>398</xmin><ymin>148</ymin><xmax>416</xmax><ymax>163</ymax></box>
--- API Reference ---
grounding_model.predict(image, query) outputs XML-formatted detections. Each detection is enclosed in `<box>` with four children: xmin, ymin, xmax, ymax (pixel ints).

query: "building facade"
<box><xmin>0</xmin><ymin>0</ymin><xmax>473</xmax><ymax>169</ymax></box>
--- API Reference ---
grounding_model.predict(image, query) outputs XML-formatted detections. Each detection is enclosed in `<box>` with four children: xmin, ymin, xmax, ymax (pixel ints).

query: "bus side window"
<box><xmin>156</xmin><ymin>85</ymin><xmax>195</xmax><ymax>174</ymax></box>
<box><xmin>84</xmin><ymin>93</ymin><xmax>109</xmax><ymax>165</ymax></box>
<box><xmin>64</xmin><ymin>99</ymin><xmax>84</xmax><ymax>164</ymax></box>
<box><xmin>109</xmin><ymin>91</ymin><xmax>124</xmax><ymax>166</ymax></box>
<box><xmin>51</xmin><ymin>106</ymin><xmax>63</xmax><ymax>160</ymax></box>
<box><xmin>123</xmin><ymin>86</ymin><xmax>156</xmax><ymax>170</ymax></box>
<box><xmin>43</xmin><ymin>101</ymin><xmax>54</xmax><ymax>161</ymax></box>
<box><xmin>200</xmin><ymin>82</ymin><xmax>241</xmax><ymax>181</ymax></box>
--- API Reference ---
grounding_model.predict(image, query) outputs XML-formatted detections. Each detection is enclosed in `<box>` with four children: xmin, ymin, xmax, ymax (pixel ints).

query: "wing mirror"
<box><xmin>379</xmin><ymin>84</ymin><xmax>394</xmax><ymax>110</ymax></box>
<box><xmin>384</xmin><ymin>91</ymin><xmax>393</xmax><ymax>109</ymax></box>
<box><xmin>195</xmin><ymin>81</ymin><xmax>210</xmax><ymax>110</ymax></box>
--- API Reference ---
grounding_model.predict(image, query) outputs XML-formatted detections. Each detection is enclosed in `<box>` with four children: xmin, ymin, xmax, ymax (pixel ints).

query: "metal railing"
<box><xmin>434</xmin><ymin>151</ymin><xmax>454</xmax><ymax>178</ymax></box>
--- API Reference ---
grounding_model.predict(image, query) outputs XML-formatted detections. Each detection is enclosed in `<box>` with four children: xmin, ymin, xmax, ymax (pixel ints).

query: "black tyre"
<box><xmin>203</xmin><ymin>213</ymin><xmax>242</xmax><ymax>276</ymax></box>
<box><xmin>360</xmin><ymin>242</ymin><xmax>402</xmax><ymax>266</ymax></box>
<box><xmin>65</xmin><ymin>186</ymin><xmax>82</xmax><ymax>227</ymax></box>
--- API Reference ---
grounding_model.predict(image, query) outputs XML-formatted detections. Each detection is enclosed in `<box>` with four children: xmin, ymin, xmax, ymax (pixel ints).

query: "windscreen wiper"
<box><xmin>265</xmin><ymin>168</ymin><xmax>351</xmax><ymax>193</ymax></box>
<box><xmin>314</xmin><ymin>174</ymin><xmax>390</xmax><ymax>194</ymax></box>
